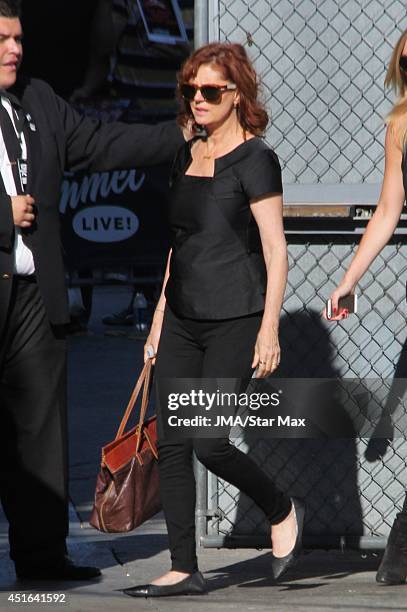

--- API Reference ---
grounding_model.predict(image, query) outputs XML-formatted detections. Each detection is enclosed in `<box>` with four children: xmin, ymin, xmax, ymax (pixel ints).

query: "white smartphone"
<box><xmin>326</xmin><ymin>294</ymin><xmax>358</xmax><ymax>319</ymax></box>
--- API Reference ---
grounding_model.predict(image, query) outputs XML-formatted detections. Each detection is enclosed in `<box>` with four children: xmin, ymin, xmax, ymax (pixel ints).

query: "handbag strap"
<box><xmin>135</xmin><ymin>358</ymin><xmax>153</xmax><ymax>455</ymax></box>
<box><xmin>115</xmin><ymin>359</ymin><xmax>152</xmax><ymax>440</ymax></box>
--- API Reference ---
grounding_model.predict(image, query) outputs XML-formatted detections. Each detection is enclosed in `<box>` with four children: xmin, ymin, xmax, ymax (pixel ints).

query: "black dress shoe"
<box><xmin>16</xmin><ymin>555</ymin><xmax>102</xmax><ymax>581</ymax></box>
<box><xmin>376</xmin><ymin>544</ymin><xmax>407</xmax><ymax>585</ymax></box>
<box><xmin>376</xmin><ymin>515</ymin><xmax>407</xmax><ymax>585</ymax></box>
<box><xmin>271</xmin><ymin>497</ymin><xmax>305</xmax><ymax>581</ymax></box>
<box><xmin>123</xmin><ymin>571</ymin><xmax>208</xmax><ymax>597</ymax></box>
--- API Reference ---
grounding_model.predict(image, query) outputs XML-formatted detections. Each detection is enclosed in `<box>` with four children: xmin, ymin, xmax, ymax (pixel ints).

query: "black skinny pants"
<box><xmin>154</xmin><ymin>305</ymin><xmax>292</xmax><ymax>573</ymax></box>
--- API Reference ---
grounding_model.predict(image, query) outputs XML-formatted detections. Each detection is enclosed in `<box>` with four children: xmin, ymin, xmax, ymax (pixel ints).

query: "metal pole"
<box><xmin>194</xmin><ymin>0</ymin><xmax>209</xmax><ymax>49</ymax></box>
<box><xmin>194</xmin><ymin>454</ymin><xmax>208</xmax><ymax>547</ymax></box>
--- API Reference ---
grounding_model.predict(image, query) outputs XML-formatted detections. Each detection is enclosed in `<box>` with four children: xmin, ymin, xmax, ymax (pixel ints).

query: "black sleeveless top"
<box><xmin>164</xmin><ymin>136</ymin><xmax>283</xmax><ymax>319</ymax></box>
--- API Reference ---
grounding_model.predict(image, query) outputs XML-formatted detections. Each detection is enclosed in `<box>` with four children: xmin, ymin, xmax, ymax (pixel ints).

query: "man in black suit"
<box><xmin>0</xmin><ymin>0</ymin><xmax>184</xmax><ymax>580</ymax></box>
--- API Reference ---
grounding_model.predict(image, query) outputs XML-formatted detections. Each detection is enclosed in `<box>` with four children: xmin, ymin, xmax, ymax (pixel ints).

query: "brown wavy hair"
<box><xmin>384</xmin><ymin>29</ymin><xmax>407</xmax><ymax>150</ymax></box>
<box><xmin>176</xmin><ymin>42</ymin><xmax>268</xmax><ymax>136</ymax></box>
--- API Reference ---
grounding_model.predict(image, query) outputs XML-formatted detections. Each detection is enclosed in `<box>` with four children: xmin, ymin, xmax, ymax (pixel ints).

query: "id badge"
<box><xmin>17</xmin><ymin>158</ymin><xmax>28</xmax><ymax>188</ymax></box>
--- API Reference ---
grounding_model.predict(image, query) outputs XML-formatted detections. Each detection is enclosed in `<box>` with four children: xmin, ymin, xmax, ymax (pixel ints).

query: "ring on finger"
<box><xmin>145</xmin><ymin>345</ymin><xmax>155</xmax><ymax>359</ymax></box>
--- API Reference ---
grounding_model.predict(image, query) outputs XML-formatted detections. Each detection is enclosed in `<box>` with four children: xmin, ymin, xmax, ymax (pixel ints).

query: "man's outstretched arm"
<box><xmin>53</xmin><ymin>89</ymin><xmax>186</xmax><ymax>173</ymax></box>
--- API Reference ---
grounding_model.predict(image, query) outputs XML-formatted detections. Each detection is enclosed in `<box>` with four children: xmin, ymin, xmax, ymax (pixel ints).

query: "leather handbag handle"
<box><xmin>135</xmin><ymin>360</ymin><xmax>152</xmax><ymax>454</ymax></box>
<box><xmin>115</xmin><ymin>359</ymin><xmax>153</xmax><ymax>441</ymax></box>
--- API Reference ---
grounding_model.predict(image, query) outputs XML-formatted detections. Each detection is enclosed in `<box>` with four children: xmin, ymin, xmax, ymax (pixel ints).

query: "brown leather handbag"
<box><xmin>89</xmin><ymin>359</ymin><xmax>161</xmax><ymax>532</ymax></box>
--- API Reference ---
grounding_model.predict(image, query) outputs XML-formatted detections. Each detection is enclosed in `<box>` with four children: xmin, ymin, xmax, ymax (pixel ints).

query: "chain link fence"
<box><xmin>206</xmin><ymin>0</ymin><xmax>407</xmax><ymax>185</ymax></box>
<box><xmin>193</xmin><ymin>2</ymin><xmax>407</xmax><ymax>548</ymax></box>
<box><xmin>197</xmin><ymin>237</ymin><xmax>407</xmax><ymax>548</ymax></box>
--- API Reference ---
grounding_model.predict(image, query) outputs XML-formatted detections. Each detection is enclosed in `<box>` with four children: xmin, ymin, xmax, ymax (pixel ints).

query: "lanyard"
<box><xmin>11</xmin><ymin>105</ymin><xmax>25</xmax><ymax>157</ymax></box>
<box><xmin>0</xmin><ymin>99</ymin><xmax>28</xmax><ymax>193</ymax></box>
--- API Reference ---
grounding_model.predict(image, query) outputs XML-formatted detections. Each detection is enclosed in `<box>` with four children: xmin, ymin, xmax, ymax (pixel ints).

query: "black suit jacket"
<box><xmin>0</xmin><ymin>77</ymin><xmax>184</xmax><ymax>337</ymax></box>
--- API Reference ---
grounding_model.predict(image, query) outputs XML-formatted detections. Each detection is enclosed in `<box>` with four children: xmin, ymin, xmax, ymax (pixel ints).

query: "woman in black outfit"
<box><xmin>124</xmin><ymin>42</ymin><xmax>305</xmax><ymax>598</ymax></box>
<box><xmin>324</xmin><ymin>30</ymin><xmax>407</xmax><ymax>585</ymax></box>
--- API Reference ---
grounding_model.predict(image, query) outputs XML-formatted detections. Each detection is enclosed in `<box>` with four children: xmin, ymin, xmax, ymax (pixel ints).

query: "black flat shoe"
<box><xmin>123</xmin><ymin>570</ymin><xmax>208</xmax><ymax>597</ymax></box>
<box><xmin>16</xmin><ymin>555</ymin><xmax>101</xmax><ymax>581</ymax></box>
<box><xmin>271</xmin><ymin>497</ymin><xmax>305</xmax><ymax>581</ymax></box>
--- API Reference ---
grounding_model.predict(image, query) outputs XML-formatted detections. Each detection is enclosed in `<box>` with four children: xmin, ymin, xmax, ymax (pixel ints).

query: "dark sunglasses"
<box><xmin>180</xmin><ymin>82</ymin><xmax>237</xmax><ymax>104</ymax></box>
<box><xmin>399</xmin><ymin>55</ymin><xmax>407</xmax><ymax>72</ymax></box>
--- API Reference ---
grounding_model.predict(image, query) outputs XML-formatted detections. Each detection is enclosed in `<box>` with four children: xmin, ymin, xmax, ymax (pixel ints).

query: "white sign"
<box><xmin>73</xmin><ymin>205</ymin><xmax>139</xmax><ymax>243</ymax></box>
<box><xmin>135</xmin><ymin>0</ymin><xmax>188</xmax><ymax>44</ymax></box>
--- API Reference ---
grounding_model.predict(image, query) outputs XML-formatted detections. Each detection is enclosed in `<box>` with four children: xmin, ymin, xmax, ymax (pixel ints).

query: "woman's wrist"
<box><xmin>260</xmin><ymin>317</ymin><xmax>279</xmax><ymax>333</ymax></box>
<box><xmin>341</xmin><ymin>271</ymin><xmax>358</xmax><ymax>292</ymax></box>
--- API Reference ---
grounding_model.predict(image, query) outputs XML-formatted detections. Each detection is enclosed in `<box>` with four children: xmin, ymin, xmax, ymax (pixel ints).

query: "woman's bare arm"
<box><xmin>250</xmin><ymin>192</ymin><xmax>288</xmax><ymax>377</ymax></box>
<box><xmin>144</xmin><ymin>249</ymin><xmax>172</xmax><ymax>363</ymax></box>
<box><xmin>325</xmin><ymin>124</ymin><xmax>405</xmax><ymax>319</ymax></box>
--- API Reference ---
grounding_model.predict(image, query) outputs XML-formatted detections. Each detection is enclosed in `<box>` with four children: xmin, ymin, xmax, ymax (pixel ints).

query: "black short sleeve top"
<box><xmin>164</xmin><ymin>136</ymin><xmax>283</xmax><ymax>319</ymax></box>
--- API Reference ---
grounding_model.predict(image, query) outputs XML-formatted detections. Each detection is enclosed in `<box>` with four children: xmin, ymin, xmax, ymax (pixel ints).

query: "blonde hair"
<box><xmin>384</xmin><ymin>29</ymin><xmax>407</xmax><ymax>150</ymax></box>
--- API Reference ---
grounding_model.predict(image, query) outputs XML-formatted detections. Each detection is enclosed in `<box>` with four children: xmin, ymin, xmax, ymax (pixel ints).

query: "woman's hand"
<box><xmin>144</xmin><ymin>310</ymin><xmax>164</xmax><ymax>365</ymax></box>
<box><xmin>252</xmin><ymin>323</ymin><xmax>280</xmax><ymax>378</ymax></box>
<box><xmin>322</xmin><ymin>278</ymin><xmax>355</xmax><ymax>322</ymax></box>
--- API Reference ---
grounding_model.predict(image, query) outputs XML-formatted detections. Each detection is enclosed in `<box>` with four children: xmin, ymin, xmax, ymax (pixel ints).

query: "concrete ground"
<box><xmin>0</xmin><ymin>286</ymin><xmax>406</xmax><ymax>612</ymax></box>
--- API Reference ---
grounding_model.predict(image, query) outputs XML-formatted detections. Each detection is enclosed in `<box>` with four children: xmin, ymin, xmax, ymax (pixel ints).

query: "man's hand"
<box><xmin>11</xmin><ymin>194</ymin><xmax>36</xmax><ymax>228</ymax></box>
<box><xmin>182</xmin><ymin>120</ymin><xmax>194</xmax><ymax>141</ymax></box>
<box><xmin>182</xmin><ymin>119</ymin><xmax>204</xmax><ymax>141</ymax></box>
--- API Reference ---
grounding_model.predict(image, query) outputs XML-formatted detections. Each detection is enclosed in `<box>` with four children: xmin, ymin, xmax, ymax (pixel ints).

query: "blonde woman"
<box><xmin>324</xmin><ymin>30</ymin><xmax>407</xmax><ymax>585</ymax></box>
